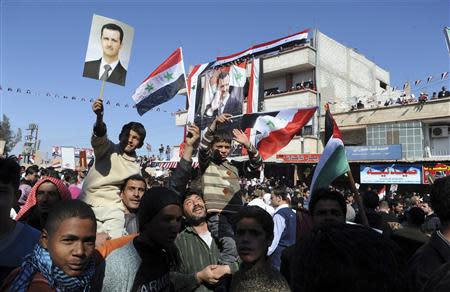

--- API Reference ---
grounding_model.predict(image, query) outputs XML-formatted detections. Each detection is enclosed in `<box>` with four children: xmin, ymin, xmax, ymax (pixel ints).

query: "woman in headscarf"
<box><xmin>16</xmin><ymin>176</ymin><xmax>71</xmax><ymax>231</ymax></box>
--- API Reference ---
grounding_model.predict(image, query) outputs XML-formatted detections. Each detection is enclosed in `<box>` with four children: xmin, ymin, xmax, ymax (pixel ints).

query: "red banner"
<box><xmin>423</xmin><ymin>164</ymin><xmax>450</xmax><ymax>184</ymax></box>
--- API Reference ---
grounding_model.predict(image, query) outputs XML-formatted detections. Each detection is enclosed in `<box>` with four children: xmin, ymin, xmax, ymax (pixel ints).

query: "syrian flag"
<box><xmin>215</xmin><ymin>29</ymin><xmax>309</xmax><ymax>66</ymax></box>
<box><xmin>414</xmin><ymin>80</ymin><xmax>421</xmax><ymax>86</ymax></box>
<box><xmin>442</xmin><ymin>71</ymin><xmax>449</xmax><ymax>79</ymax></box>
<box><xmin>242</xmin><ymin>59</ymin><xmax>260</xmax><ymax>155</ymax></box>
<box><xmin>310</xmin><ymin>104</ymin><xmax>350</xmax><ymax>196</ymax></box>
<box><xmin>378</xmin><ymin>185</ymin><xmax>386</xmax><ymax>200</ymax></box>
<box><xmin>239</xmin><ymin>107</ymin><xmax>317</xmax><ymax>160</ymax></box>
<box><xmin>427</xmin><ymin>76</ymin><xmax>433</xmax><ymax>83</ymax></box>
<box><xmin>132</xmin><ymin>48</ymin><xmax>187</xmax><ymax>116</ymax></box>
<box><xmin>187</xmin><ymin>62</ymin><xmax>212</xmax><ymax>123</ymax></box>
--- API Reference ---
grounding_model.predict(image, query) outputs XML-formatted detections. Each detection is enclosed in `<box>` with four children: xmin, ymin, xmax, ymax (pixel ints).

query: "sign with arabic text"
<box><xmin>345</xmin><ymin>145</ymin><xmax>402</xmax><ymax>161</ymax></box>
<box><xmin>276</xmin><ymin>154</ymin><xmax>320</xmax><ymax>163</ymax></box>
<box><xmin>360</xmin><ymin>164</ymin><xmax>422</xmax><ymax>184</ymax></box>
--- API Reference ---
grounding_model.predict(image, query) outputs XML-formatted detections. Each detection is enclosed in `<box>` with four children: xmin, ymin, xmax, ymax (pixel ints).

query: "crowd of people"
<box><xmin>1</xmin><ymin>98</ymin><xmax>450</xmax><ymax>291</ymax></box>
<box><xmin>349</xmin><ymin>86</ymin><xmax>450</xmax><ymax>112</ymax></box>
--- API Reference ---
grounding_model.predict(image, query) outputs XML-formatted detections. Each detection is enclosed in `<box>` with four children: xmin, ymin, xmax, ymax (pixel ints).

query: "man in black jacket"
<box><xmin>406</xmin><ymin>176</ymin><xmax>450</xmax><ymax>291</ymax></box>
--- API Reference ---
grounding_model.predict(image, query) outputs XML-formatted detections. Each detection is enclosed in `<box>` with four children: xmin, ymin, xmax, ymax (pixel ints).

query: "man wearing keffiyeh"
<box><xmin>1</xmin><ymin>200</ymin><xmax>97</xmax><ymax>291</ymax></box>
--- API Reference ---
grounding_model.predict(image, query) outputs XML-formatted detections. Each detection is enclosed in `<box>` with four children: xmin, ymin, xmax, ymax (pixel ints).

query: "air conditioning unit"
<box><xmin>431</xmin><ymin>126</ymin><xmax>449</xmax><ymax>138</ymax></box>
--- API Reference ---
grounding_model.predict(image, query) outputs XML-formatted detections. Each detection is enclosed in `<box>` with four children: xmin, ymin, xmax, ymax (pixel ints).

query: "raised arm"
<box><xmin>91</xmin><ymin>98</ymin><xmax>113</xmax><ymax>159</ymax></box>
<box><xmin>232</xmin><ymin>129</ymin><xmax>263</xmax><ymax>176</ymax></box>
<box><xmin>169</xmin><ymin>124</ymin><xmax>200</xmax><ymax>198</ymax></box>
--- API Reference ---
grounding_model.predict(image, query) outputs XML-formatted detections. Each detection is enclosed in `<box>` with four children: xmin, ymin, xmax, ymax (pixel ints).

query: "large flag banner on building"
<box><xmin>199</xmin><ymin>62</ymin><xmax>247</xmax><ymax>128</ymax></box>
<box><xmin>186</xmin><ymin>63</ymin><xmax>212</xmax><ymax>123</ymax></box>
<box><xmin>215</xmin><ymin>29</ymin><xmax>309</xmax><ymax>65</ymax></box>
<box><xmin>239</xmin><ymin>107</ymin><xmax>317</xmax><ymax>160</ymax></box>
<box><xmin>243</xmin><ymin>58</ymin><xmax>261</xmax><ymax>154</ymax></box>
<box><xmin>132</xmin><ymin>48</ymin><xmax>187</xmax><ymax>116</ymax></box>
<box><xmin>310</xmin><ymin>104</ymin><xmax>350</xmax><ymax>195</ymax></box>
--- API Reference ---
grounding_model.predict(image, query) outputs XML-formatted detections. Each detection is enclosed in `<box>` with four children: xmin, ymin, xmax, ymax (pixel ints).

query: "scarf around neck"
<box><xmin>10</xmin><ymin>244</ymin><xmax>95</xmax><ymax>292</ymax></box>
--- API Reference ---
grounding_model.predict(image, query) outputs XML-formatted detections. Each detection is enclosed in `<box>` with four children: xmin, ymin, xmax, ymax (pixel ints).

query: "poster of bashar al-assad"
<box><xmin>199</xmin><ymin>62</ymin><xmax>247</xmax><ymax>128</ymax></box>
<box><xmin>82</xmin><ymin>14</ymin><xmax>134</xmax><ymax>86</ymax></box>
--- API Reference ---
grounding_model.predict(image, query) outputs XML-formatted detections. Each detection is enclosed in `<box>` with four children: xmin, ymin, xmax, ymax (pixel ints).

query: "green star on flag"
<box><xmin>164</xmin><ymin>71</ymin><xmax>174</xmax><ymax>81</ymax></box>
<box><xmin>146</xmin><ymin>83</ymin><xmax>154</xmax><ymax>92</ymax></box>
<box><xmin>266</xmin><ymin>120</ymin><xmax>275</xmax><ymax>130</ymax></box>
<box><xmin>235</xmin><ymin>71</ymin><xmax>243</xmax><ymax>81</ymax></box>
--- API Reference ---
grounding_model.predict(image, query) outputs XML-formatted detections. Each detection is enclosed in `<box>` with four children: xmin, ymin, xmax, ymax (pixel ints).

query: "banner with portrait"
<box><xmin>423</xmin><ymin>164</ymin><xmax>450</xmax><ymax>184</ymax></box>
<box><xmin>196</xmin><ymin>62</ymin><xmax>248</xmax><ymax>130</ymax></box>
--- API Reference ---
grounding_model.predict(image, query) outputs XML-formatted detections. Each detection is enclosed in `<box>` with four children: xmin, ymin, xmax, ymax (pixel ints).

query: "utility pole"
<box><xmin>22</xmin><ymin>123</ymin><xmax>38</xmax><ymax>164</ymax></box>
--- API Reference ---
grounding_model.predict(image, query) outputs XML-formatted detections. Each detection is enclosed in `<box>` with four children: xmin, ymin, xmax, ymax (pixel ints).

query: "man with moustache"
<box><xmin>168</xmin><ymin>123</ymin><xmax>239</xmax><ymax>291</ymax></box>
<box><xmin>119</xmin><ymin>174</ymin><xmax>147</xmax><ymax>234</ymax></box>
<box><xmin>172</xmin><ymin>190</ymin><xmax>239</xmax><ymax>292</ymax></box>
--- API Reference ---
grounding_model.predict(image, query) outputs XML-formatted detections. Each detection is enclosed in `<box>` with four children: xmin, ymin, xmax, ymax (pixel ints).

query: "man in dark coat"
<box><xmin>406</xmin><ymin>176</ymin><xmax>450</xmax><ymax>291</ymax></box>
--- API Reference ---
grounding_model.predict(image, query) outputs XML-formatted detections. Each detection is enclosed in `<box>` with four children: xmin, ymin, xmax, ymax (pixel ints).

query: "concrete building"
<box><xmin>174</xmin><ymin>29</ymin><xmax>450</xmax><ymax>186</ymax></box>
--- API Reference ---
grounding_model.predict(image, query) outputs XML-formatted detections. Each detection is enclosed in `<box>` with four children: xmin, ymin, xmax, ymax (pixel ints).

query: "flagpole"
<box><xmin>180</xmin><ymin>47</ymin><xmax>190</xmax><ymax>103</ymax></box>
<box><xmin>347</xmin><ymin>170</ymin><xmax>369</xmax><ymax>227</ymax></box>
<box><xmin>180</xmin><ymin>47</ymin><xmax>190</xmax><ymax>143</ymax></box>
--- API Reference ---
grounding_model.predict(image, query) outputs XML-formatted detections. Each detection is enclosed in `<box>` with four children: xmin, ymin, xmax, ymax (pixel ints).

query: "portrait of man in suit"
<box><xmin>204</xmin><ymin>71</ymin><xmax>243</xmax><ymax>117</ymax></box>
<box><xmin>83</xmin><ymin>20</ymin><xmax>130</xmax><ymax>86</ymax></box>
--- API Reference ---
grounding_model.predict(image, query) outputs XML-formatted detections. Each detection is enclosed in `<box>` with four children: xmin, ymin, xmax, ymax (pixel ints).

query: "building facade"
<box><xmin>175</xmin><ymin>29</ymin><xmax>450</xmax><ymax>187</ymax></box>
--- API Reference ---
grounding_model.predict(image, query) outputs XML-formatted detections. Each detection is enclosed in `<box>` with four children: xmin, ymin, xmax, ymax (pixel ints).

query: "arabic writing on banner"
<box><xmin>345</xmin><ymin>145</ymin><xmax>402</xmax><ymax>161</ymax></box>
<box><xmin>423</xmin><ymin>164</ymin><xmax>450</xmax><ymax>184</ymax></box>
<box><xmin>276</xmin><ymin>154</ymin><xmax>320</xmax><ymax>163</ymax></box>
<box><xmin>360</xmin><ymin>164</ymin><xmax>422</xmax><ymax>184</ymax></box>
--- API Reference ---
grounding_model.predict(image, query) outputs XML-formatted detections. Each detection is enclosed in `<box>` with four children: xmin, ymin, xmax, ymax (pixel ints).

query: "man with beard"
<box><xmin>172</xmin><ymin>190</ymin><xmax>239</xmax><ymax>291</ymax></box>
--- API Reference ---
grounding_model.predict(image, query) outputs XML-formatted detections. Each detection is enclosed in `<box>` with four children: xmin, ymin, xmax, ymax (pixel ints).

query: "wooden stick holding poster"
<box><xmin>99</xmin><ymin>79</ymin><xmax>106</xmax><ymax>100</ymax></box>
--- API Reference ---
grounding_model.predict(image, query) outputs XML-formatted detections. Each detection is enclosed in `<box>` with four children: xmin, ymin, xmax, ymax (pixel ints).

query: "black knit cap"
<box><xmin>138</xmin><ymin>186</ymin><xmax>181</xmax><ymax>233</ymax></box>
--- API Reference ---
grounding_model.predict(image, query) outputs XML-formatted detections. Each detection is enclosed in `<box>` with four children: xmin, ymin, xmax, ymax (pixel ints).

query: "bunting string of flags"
<box><xmin>405</xmin><ymin>70</ymin><xmax>448</xmax><ymax>89</ymax></box>
<box><xmin>350</xmin><ymin>70</ymin><xmax>449</xmax><ymax>103</ymax></box>
<box><xmin>0</xmin><ymin>69</ymin><xmax>448</xmax><ymax>115</ymax></box>
<box><xmin>0</xmin><ymin>84</ymin><xmax>185</xmax><ymax>116</ymax></box>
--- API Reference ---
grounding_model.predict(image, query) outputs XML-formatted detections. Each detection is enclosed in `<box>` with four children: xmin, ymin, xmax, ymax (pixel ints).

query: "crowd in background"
<box><xmin>2</xmin><ymin>100</ymin><xmax>450</xmax><ymax>292</ymax></box>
